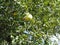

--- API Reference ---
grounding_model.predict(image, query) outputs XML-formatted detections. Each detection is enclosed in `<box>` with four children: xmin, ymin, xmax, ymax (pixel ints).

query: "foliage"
<box><xmin>0</xmin><ymin>0</ymin><xmax>60</xmax><ymax>45</ymax></box>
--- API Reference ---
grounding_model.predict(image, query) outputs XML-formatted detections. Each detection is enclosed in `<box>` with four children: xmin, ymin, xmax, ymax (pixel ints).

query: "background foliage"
<box><xmin>0</xmin><ymin>0</ymin><xmax>60</xmax><ymax>45</ymax></box>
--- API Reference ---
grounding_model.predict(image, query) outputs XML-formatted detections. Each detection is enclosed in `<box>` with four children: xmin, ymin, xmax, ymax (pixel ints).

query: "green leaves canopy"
<box><xmin>0</xmin><ymin>0</ymin><xmax>60</xmax><ymax>45</ymax></box>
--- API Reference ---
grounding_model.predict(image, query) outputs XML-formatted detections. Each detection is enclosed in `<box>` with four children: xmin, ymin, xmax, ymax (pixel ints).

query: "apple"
<box><xmin>23</xmin><ymin>12</ymin><xmax>33</xmax><ymax>21</ymax></box>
